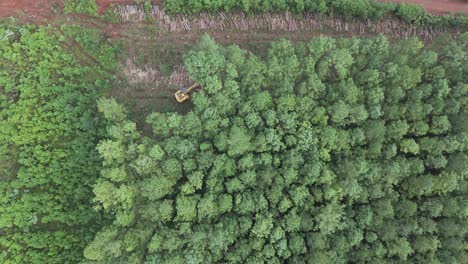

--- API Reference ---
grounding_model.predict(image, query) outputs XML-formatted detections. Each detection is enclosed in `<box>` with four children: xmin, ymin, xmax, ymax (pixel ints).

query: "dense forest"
<box><xmin>0</xmin><ymin>1</ymin><xmax>467</xmax><ymax>262</ymax></box>
<box><xmin>85</xmin><ymin>34</ymin><xmax>467</xmax><ymax>263</ymax></box>
<box><xmin>0</xmin><ymin>24</ymin><xmax>117</xmax><ymax>263</ymax></box>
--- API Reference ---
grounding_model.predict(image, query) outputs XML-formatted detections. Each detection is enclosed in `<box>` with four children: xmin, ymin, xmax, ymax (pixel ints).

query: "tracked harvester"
<box><xmin>175</xmin><ymin>83</ymin><xmax>201</xmax><ymax>103</ymax></box>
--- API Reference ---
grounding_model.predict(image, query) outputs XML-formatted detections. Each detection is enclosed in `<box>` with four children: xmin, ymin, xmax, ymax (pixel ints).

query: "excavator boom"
<box><xmin>175</xmin><ymin>83</ymin><xmax>200</xmax><ymax>103</ymax></box>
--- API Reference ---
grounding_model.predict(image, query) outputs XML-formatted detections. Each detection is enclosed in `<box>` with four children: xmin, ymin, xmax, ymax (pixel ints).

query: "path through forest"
<box><xmin>0</xmin><ymin>1</ymin><xmax>465</xmax><ymax>42</ymax></box>
<box><xmin>1</xmin><ymin>0</ymin><xmax>466</xmax><ymax>117</ymax></box>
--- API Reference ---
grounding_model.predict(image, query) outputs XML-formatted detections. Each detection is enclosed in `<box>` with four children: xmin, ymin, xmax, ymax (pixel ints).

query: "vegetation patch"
<box><xmin>0</xmin><ymin>23</ymin><xmax>116</xmax><ymax>263</ymax></box>
<box><xmin>85</xmin><ymin>34</ymin><xmax>467</xmax><ymax>263</ymax></box>
<box><xmin>0</xmin><ymin>1</ymin><xmax>467</xmax><ymax>263</ymax></box>
<box><xmin>164</xmin><ymin>0</ymin><xmax>467</xmax><ymax>28</ymax></box>
<box><xmin>64</xmin><ymin>0</ymin><xmax>99</xmax><ymax>16</ymax></box>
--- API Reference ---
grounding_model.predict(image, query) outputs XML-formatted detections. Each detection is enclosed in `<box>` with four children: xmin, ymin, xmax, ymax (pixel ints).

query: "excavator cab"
<box><xmin>175</xmin><ymin>83</ymin><xmax>200</xmax><ymax>103</ymax></box>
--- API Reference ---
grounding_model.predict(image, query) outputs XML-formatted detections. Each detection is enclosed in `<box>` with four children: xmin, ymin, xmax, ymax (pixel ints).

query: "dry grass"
<box><xmin>114</xmin><ymin>4</ymin><xmax>462</xmax><ymax>41</ymax></box>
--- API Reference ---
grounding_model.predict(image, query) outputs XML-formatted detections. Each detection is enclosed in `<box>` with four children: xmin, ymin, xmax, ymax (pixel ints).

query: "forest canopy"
<box><xmin>0</xmin><ymin>23</ymin><xmax>117</xmax><ymax>263</ymax></box>
<box><xmin>86</xmin><ymin>34</ymin><xmax>467</xmax><ymax>263</ymax></box>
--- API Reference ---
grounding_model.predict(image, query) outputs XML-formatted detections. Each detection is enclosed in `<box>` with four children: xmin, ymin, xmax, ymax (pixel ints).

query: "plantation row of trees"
<box><xmin>0</xmin><ymin>23</ymin><xmax>117</xmax><ymax>263</ymax></box>
<box><xmin>86</xmin><ymin>34</ymin><xmax>467</xmax><ymax>263</ymax></box>
<box><xmin>164</xmin><ymin>0</ymin><xmax>468</xmax><ymax>28</ymax></box>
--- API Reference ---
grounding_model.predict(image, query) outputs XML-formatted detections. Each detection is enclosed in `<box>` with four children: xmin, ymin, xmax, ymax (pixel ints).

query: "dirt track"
<box><xmin>0</xmin><ymin>0</ymin><xmax>467</xmax><ymax>20</ymax></box>
<box><xmin>0</xmin><ymin>0</ymin><xmax>53</xmax><ymax>20</ymax></box>
<box><xmin>379</xmin><ymin>0</ymin><xmax>468</xmax><ymax>15</ymax></box>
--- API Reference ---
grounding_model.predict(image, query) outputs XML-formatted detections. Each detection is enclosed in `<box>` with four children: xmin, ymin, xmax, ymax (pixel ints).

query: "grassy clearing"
<box><xmin>109</xmin><ymin>74</ymin><xmax>192</xmax><ymax>135</ymax></box>
<box><xmin>108</xmin><ymin>26</ymin><xmax>196</xmax><ymax>134</ymax></box>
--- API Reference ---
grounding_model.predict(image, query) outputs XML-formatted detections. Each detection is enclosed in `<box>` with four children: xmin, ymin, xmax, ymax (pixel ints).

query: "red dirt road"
<box><xmin>0</xmin><ymin>0</ymin><xmax>53</xmax><ymax>20</ymax></box>
<box><xmin>379</xmin><ymin>0</ymin><xmax>468</xmax><ymax>15</ymax></box>
<box><xmin>0</xmin><ymin>0</ymin><xmax>466</xmax><ymax>20</ymax></box>
<box><xmin>0</xmin><ymin>0</ymin><xmax>163</xmax><ymax>19</ymax></box>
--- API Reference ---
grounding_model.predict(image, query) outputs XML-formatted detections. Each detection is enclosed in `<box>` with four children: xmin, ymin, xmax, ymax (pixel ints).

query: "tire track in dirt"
<box><xmin>50</xmin><ymin>26</ymin><xmax>114</xmax><ymax>75</ymax></box>
<box><xmin>50</xmin><ymin>29</ymin><xmax>93</xmax><ymax>68</ymax></box>
<box><xmin>57</xmin><ymin>28</ymin><xmax>97</xmax><ymax>64</ymax></box>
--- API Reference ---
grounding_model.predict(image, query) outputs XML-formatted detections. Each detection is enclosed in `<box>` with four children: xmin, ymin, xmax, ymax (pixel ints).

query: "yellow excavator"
<box><xmin>175</xmin><ymin>83</ymin><xmax>200</xmax><ymax>103</ymax></box>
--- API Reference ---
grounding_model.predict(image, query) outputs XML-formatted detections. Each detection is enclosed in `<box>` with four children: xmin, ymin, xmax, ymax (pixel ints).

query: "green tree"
<box><xmin>84</xmin><ymin>34</ymin><xmax>467</xmax><ymax>264</ymax></box>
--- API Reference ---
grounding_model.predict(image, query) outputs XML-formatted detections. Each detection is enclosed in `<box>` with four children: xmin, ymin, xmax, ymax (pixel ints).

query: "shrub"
<box><xmin>64</xmin><ymin>0</ymin><xmax>99</xmax><ymax>16</ymax></box>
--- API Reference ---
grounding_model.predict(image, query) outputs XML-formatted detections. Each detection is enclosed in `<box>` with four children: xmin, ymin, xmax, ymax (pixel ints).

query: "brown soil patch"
<box><xmin>0</xmin><ymin>0</ymin><xmax>163</xmax><ymax>19</ymax></box>
<box><xmin>1</xmin><ymin>1</ymin><xmax>466</xmax><ymax>21</ymax></box>
<box><xmin>96</xmin><ymin>0</ymin><xmax>133</xmax><ymax>14</ymax></box>
<box><xmin>96</xmin><ymin>0</ymin><xmax>163</xmax><ymax>14</ymax></box>
<box><xmin>0</xmin><ymin>0</ymin><xmax>54</xmax><ymax>21</ymax></box>
<box><xmin>379</xmin><ymin>0</ymin><xmax>468</xmax><ymax>15</ymax></box>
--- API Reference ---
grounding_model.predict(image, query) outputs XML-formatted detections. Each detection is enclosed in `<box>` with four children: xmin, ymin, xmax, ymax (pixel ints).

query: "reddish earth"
<box><xmin>0</xmin><ymin>0</ymin><xmax>54</xmax><ymax>21</ymax></box>
<box><xmin>95</xmin><ymin>0</ymin><xmax>133</xmax><ymax>14</ymax></box>
<box><xmin>379</xmin><ymin>0</ymin><xmax>468</xmax><ymax>15</ymax></box>
<box><xmin>0</xmin><ymin>0</ymin><xmax>466</xmax><ymax>20</ymax></box>
<box><xmin>0</xmin><ymin>1</ymin><xmax>165</xmax><ymax>19</ymax></box>
<box><xmin>96</xmin><ymin>1</ymin><xmax>163</xmax><ymax>14</ymax></box>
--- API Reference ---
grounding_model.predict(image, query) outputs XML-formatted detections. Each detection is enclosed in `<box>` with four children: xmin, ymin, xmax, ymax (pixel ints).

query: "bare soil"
<box><xmin>0</xmin><ymin>0</ymin><xmax>55</xmax><ymax>21</ymax></box>
<box><xmin>1</xmin><ymin>0</ymin><xmax>466</xmax><ymax>21</ymax></box>
<box><xmin>379</xmin><ymin>0</ymin><xmax>468</xmax><ymax>15</ymax></box>
<box><xmin>96</xmin><ymin>0</ymin><xmax>134</xmax><ymax>14</ymax></box>
<box><xmin>0</xmin><ymin>0</ymin><xmax>161</xmax><ymax>19</ymax></box>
